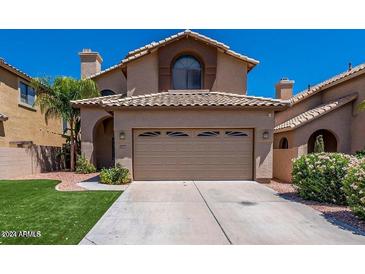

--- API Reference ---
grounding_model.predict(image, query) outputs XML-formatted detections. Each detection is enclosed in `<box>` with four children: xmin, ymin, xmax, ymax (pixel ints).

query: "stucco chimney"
<box><xmin>275</xmin><ymin>78</ymin><xmax>294</xmax><ymax>100</ymax></box>
<box><xmin>79</xmin><ymin>49</ymin><xmax>103</xmax><ymax>79</ymax></box>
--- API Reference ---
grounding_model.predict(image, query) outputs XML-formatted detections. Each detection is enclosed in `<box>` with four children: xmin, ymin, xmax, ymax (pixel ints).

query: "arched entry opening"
<box><xmin>279</xmin><ymin>137</ymin><xmax>289</xmax><ymax>149</ymax></box>
<box><xmin>308</xmin><ymin>129</ymin><xmax>337</xmax><ymax>153</ymax></box>
<box><xmin>93</xmin><ymin>117</ymin><xmax>114</xmax><ymax>169</ymax></box>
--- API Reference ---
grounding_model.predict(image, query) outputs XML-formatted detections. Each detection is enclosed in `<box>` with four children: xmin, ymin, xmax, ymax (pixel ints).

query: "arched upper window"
<box><xmin>172</xmin><ymin>55</ymin><xmax>202</xmax><ymax>90</ymax></box>
<box><xmin>279</xmin><ymin>137</ymin><xmax>289</xmax><ymax>149</ymax></box>
<box><xmin>101</xmin><ymin>89</ymin><xmax>115</xmax><ymax>96</ymax></box>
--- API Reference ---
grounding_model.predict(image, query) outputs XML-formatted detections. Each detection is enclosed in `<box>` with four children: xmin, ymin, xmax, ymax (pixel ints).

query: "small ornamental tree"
<box><xmin>314</xmin><ymin>134</ymin><xmax>325</xmax><ymax>153</ymax></box>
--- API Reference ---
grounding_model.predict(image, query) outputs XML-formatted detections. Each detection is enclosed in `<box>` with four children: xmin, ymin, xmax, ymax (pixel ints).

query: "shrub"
<box><xmin>75</xmin><ymin>155</ymin><xmax>96</xmax><ymax>174</ymax></box>
<box><xmin>343</xmin><ymin>157</ymin><xmax>365</xmax><ymax>220</ymax></box>
<box><xmin>355</xmin><ymin>148</ymin><xmax>365</xmax><ymax>159</ymax></box>
<box><xmin>292</xmin><ymin>153</ymin><xmax>351</xmax><ymax>205</ymax></box>
<box><xmin>314</xmin><ymin>135</ymin><xmax>325</xmax><ymax>153</ymax></box>
<box><xmin>100</xmin><ymin>164</ymin><xmax>131</xmax><ymax>185</ymax></box>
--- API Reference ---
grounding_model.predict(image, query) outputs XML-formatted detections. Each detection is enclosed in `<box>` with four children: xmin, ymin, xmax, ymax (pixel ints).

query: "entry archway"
<box><xmin>307</xmin><ymin>129</ymin><xmax>337</xmax><ymax>153</ymax></box>
<box><xmin>93</xmin><ymin>117</ymin><xmax>114</xmax><ymax>169</ymax></box>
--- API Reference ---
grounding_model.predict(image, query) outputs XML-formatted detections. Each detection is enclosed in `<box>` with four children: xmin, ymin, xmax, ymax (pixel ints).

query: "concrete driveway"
<box><xmin>80</xmin><ymin>181</ymin><xmax>365</xmax><ymax>245</ymax></box>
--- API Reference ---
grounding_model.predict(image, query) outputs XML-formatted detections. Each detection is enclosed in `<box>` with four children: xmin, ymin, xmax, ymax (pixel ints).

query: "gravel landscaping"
<box><xmin>266</xmin><ymin>179</ymin><xmax>365</xmax><ymax>233</ymax></box>
<box><xmin>14</xmin><ymin>172</ymin><xmax>99</xmax><ymax>191</ymax></box>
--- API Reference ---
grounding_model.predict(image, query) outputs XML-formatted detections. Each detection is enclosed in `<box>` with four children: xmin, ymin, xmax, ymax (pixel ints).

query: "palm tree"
<box><xmin>31</xmin><ymin>77</ymin><xmax>100</xmax><ymax>171</ymax></box>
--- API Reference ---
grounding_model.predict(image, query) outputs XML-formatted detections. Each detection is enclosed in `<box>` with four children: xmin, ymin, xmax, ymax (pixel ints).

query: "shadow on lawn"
<box><xmin>276</xmin><ymin>192</ymin><xmax>365</xmax><ymax>237</ymax></box>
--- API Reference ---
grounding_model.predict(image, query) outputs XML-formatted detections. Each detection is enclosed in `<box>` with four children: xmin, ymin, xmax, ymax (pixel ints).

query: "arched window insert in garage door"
<box><xmin>225</xmin><ymin>131</ymin><xmax>248</xmax><ymax>137</ymax></box>
<box><xmin>166</xmin><ymin>131</ymin><xmax>190</xmax><ymax>137</ymax></box>
<box><xmin>138</xmin><ymin>131</ymin><xmax>161</xmax><ymax>137</ymax></box>
<box><xmin>197</xmin><ymin>131</ymin><xmax>220</xmax><ymax>137</ymax></box>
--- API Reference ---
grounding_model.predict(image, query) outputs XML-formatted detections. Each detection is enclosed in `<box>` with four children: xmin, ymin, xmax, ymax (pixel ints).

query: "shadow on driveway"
<box><xmin>276</xmin><ymin>192</ymin><xmax>365</xmax><ymax>237</ymax></box>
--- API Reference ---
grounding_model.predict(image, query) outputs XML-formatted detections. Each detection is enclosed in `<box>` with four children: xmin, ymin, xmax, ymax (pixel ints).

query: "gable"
<box><xmin>158</xmin><ymin>36</ymin><xmax>217</xmax><ymax>91</ymax></box>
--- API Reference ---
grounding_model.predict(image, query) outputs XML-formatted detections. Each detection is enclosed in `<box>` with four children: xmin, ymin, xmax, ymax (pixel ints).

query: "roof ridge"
<box><xmin>212</xmin><ymin>91</ymin><xmax>288</xmax><ymax>103</ymax></box>
<box><xmin>290</xmin><ymin>62</ymin><xmax>365</xmax><ymax>104</ymax></box>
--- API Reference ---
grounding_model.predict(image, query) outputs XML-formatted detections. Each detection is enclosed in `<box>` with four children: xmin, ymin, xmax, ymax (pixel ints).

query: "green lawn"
<box><xmin>0</xmin><ymin>179</ymin><xmax>122</xmax><ymax>245</ymax></box>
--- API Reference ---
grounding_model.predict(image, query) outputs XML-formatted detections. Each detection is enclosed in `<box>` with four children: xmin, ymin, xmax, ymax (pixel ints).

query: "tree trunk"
<box><xmin>70</xmin><ymin>119</ymin><xmax>75</xmax><ymax>172</ymax></box>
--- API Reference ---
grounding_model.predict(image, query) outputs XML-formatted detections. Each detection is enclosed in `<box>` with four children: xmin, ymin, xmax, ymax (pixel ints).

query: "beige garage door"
<box><xmin>133</xmin><ymin>128</ymin><xmax>253</xmax><ymax>180</ymax></box>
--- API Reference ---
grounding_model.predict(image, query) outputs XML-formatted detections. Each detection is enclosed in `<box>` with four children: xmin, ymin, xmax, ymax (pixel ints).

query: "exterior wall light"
<box><xmin>119</xmin><ymin>131</ymin><xmax>125</xmax><ymax>140</ymax></box>
<box><xmin>262</xmin><ymin>131</ymin><xmax>269</xmax><ymax>140</ymax></box>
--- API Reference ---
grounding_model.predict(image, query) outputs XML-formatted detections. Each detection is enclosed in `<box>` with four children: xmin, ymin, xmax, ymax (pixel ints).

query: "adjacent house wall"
<box><xmin>211</xmin><ymin>51</ymin><xmax>248</xmax><ymax>94</ymax></box>
<box><xmin>273</xmin><ymin>105</ymin><xmax>353</xmax><ymax>182</ymax></box>
<box><xmin>275</xmin><ymin>94</ymin><xmax>321</xmax><ymax>126</ymax></box>
<box><xmin>319</xmin><ymin>74</ymin><xmax>365</xmax><ymax>153</ymax></box>
<box><xmin>94</xmin><ymin>68</ymin><xmax>127</xmax><ymax>95</ymax></box>
<box><xmin>0</xmin><ymin>145</ymin><xmax>64</xmax><ymax>179</ymax></box>
<box><xmin>112</xmin><ymin>108</ymin><xmax>275</xmax><ymax>182</ymax></box>
<box><xmin>0</xmin><ymin>66</ymin><xmax>65</xmax><ymax>148</ymax></box>
<box><xmin>126</xmin><ymin>51</ymin><xmax>159</xmax><ymax>96</ymax></box>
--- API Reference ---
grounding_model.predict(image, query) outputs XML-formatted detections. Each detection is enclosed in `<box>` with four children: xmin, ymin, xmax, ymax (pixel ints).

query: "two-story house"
<box><xmin>0</xmin><ymin>58</ymin><xmax>65</xmax><ymax>178</ymax></box>
<box><xmin>72</xmin><ymin>30</ymin><xmax>290</xmax><ymax>182</ymax></box>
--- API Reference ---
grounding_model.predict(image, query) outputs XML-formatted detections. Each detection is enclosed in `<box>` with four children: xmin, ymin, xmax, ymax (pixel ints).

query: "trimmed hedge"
<box><xmin>100</xmin><ymin>164</ymin><xmax>131</xmax><ymax>185</ymax></box>
<box><xmin>292</xmin><ymin>153</ymin><xmax>351</xmax><ymax>205</ymax></box>
<box><xmin>343</xmin><ymin>157</ymin><xmax>365</xmax><ymax>220</ymax></box>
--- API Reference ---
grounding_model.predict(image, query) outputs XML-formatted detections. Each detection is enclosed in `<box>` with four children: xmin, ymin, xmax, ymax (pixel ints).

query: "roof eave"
<box><xmin>291</xmin><ymin>67</ymin><xmax>365</xmax><ymax>106</ymax></box>
<box><xmin>99</xmin><ymin>104</ymin><xmax>289</xmax><ymax>111</ymax></box>
<box><xmin>275</xmin><ymin>94</ymin><xmax>358</xmax><ymax>133</ymax></box>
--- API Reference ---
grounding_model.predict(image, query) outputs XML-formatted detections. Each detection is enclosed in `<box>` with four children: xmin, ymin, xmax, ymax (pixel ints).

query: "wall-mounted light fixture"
<box><xmin>262</xmin><ymin>131</ymin><xmax>269</xmax><ymax>140</ymax></box>
<box><xmin>119</xmin><ymin>131</ymin><xmax>125</xmax><ymax>140</ymax></box>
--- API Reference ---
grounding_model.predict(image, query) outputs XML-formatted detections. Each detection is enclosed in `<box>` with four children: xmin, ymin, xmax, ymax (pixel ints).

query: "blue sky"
<box><xmin>1</xmin><ymin>29</ymin><xmax>365</xmax><ymax>98</ymax></box>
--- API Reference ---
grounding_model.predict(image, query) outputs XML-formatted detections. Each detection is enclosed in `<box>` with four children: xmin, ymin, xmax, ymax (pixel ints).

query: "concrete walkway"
<box><xmin>80</xmin><ymin>181</ymin><xmax>365</xmax><ymax>245</ymax></box>
<box><xmin>77</xmin><ymin>176</ymin><xmax>129</xmax><ymax>191</ymax></box>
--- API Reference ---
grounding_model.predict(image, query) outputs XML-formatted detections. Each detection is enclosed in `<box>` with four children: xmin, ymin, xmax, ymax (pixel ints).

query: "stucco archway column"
<box><xmin>80</xmin><ymin>108</ymin><xmax>112</xmax><ymax>165</ymax></box>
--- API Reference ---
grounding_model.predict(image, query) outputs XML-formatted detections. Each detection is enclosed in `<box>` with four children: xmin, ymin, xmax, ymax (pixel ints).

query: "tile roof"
<box><xmin>0</xmin><ymin>57</ymin><xmax>32</xmax><ymax>81</ymax></box>
<box><xmin>290</xmin><ymin>63</ymin><xmax>365</xmax><ymax>105</ymax></box>
<box><xmin>275</xmin><ymin>94</ymin><xmax>357</xmax><ymax>133</ymax></box>
<box><xmin>88</xmin><ymin>30</ymin><xmax>259</xmax><ymax>79</ymax></box>
<box><xmin>0</xmin><ymin>112</ymin><xmax>8</xmax><ymax>121</ymax></box>
<box><xmin>72</xmin><ymin>91</ymin><xmax>289</xmax><ymax>109</ymax></box>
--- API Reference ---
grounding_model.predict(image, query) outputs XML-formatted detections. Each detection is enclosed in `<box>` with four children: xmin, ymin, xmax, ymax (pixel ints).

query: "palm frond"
<box><xmin>357</xmin><ymin>100</ymin><xmax>365</xmax><ymax>112</ymax></box>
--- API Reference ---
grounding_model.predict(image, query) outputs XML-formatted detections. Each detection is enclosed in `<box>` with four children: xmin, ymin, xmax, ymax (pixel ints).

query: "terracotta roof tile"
<box><xmin>275</xmin><ymin>94</ymin><xmax>357</xmax><ymax>133</ymax></box>
<box><xmin>72</xmin><ymin>91</ymin><xmax>289</xmax><ymax>109</ymax></box>
<box><xmin>0</xmin><ymin>112</ymin><xmax>8</xmax><ymax>121</ymax></box>
<box><xmin>88</xmin><ymin>30</ymin><xmax>259</xmax><ymax>79</ymax></box>
<box><xmin>0</xmin><ymin>58</ymin><xmax>32</xmax><ymax>81</ymax></box>
<box><xmin>290</xmin><ymin>63</ymin><xmax>365</xmax><ymax>105</ymax></box>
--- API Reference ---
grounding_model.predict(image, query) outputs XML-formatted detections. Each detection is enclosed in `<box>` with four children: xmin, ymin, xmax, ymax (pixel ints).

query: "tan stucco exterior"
<box><xmin>211</xmin><ymin>51</ymin><xmax>247</xmax><ymax>94</ymax></box>
<box><xmin>94</xmin><ymin>68</ymin><xmax>127</xmax><ymax>95</ymax></box>
<box><xmin>79</xmin><ymin>106</ymin><xmax>275</xmax><ymax>181</ymax></box>
<box><xmin>127</xmin><ymin>51</ymin><xmax>159</xmax><ymax>96</ymax></box>
<box><xmin>0</xmin><ymin>66</ymin><xmax>65</xmax><ymax>148</ymax></box>
<box><xmin>273</xmin><ymin>72</ymin><xmax>365</xmax><ymax>182</ymax></box>
<box><xmin>158</xmin><ymin>37</ymin><xmax>217</xmax><ymax>91</ymax></box>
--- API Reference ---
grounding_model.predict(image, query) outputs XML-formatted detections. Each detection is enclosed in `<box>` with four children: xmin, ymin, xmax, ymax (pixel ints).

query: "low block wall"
<box><xmin>273</xmin><ymin>148</ymin><xmax>298</xmax><ymax>183</ymax></box>
<box><xmin>0</xmin><ymin>145</ymin><xmax>64</xmax><ymax>179</ymax></box>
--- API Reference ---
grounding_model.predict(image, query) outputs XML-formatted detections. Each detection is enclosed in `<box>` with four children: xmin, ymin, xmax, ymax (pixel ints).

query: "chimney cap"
<box><xmin>276</xmin><ymin>77</ymin><xmax>295</xmax><ymax>86</ymax></box>
<box><xmin>79</xmin><ymin>49</ymin><xmax>103</xmax><ymax>63</ymax></box>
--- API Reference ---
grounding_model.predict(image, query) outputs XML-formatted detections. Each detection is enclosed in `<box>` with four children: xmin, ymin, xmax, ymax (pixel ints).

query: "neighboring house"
<box><xmin>72</xmin><ymin>30</ymin><xmax>290</xmax><ymax>182</ymax></box>
<box><xmin>0</xmin><ymin>58</ymin><xmax>65</xmax><ymax>178</ymax></box>
<box><xmin>273</xmin><ymin>65</ymin><xmax>365</xmax><ymax>182</ymax></box>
